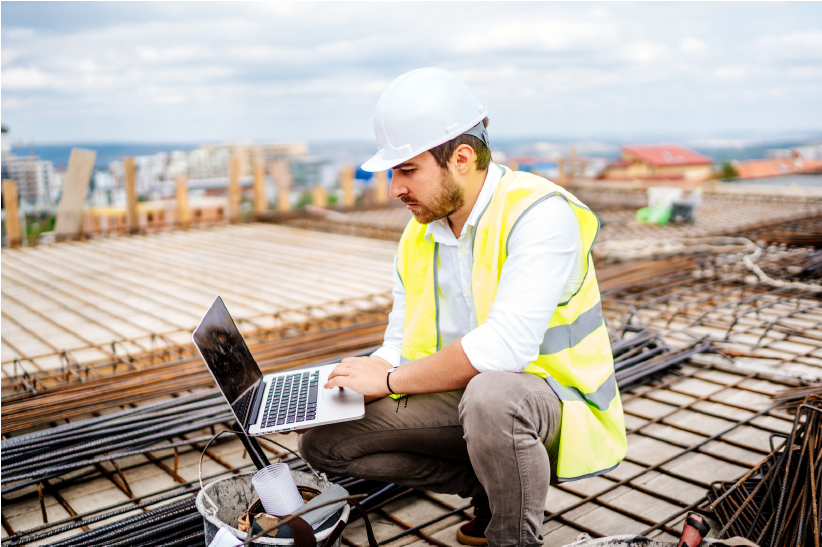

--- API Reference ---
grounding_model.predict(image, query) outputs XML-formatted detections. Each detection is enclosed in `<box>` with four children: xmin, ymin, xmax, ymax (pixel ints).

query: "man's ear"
<box><xmin>450</xmin><ymin>144</ymin><xmax>476</xmax><ymax>175</ymax></box>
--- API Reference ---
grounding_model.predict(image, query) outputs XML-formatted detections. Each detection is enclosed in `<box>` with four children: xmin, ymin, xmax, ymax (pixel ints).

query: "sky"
<box><xmin>2</xmin><ymin>1</ymin><xmax>821</xmax><ymax>144</ymax></box>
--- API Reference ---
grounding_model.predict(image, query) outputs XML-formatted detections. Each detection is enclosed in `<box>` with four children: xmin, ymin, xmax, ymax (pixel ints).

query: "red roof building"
<box><xmin>734</xmin><ymin>158</ymin><xmax>822</xmax><ymax>179</ymax></box>
<box><xmin>599</xmin><ymin>144</ymin><xmax>714</xmax><ymax>182</ymax></box>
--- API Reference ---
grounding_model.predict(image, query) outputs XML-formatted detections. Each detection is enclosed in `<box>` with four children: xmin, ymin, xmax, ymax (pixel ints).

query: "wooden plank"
<box><xmin>252</xmin><ymin>149</ymin><xmax>267</xmax><ymax>214</ymax></box>
<box><xmin>3</xmin><ymin>180</ymin><xmax>21</xmax><ymax>248</ymax></box>
<box><xmin>54</xmin><ymin>148</ymin><xmax>96</xmax><ymax>240</ymax></box>
<box><xmin>228</xmin><ymin>152</ymin><xmax>241</xmax><ymax>223</ymax></box>
<box><xmin>123</xmin><ymin>156</ymin><xmax>138</xmax><ymax>234</ymax></box>
<box><xmin>175</xmin><ymin>175</ymin><xmax>190</xmax><ymax>229</ymax></box>
<box><xmin>312</xmin><ymin>185</ymin><xmax>327</xmax><ymax>207</ymax></box>
<box><xmin>373</xmin><ymin>171</ymin><xmax>389</xmax><ymax>204</ymax></box>
<box><xmin>271</xmin><ymin>161</ymin><xmax>292</xmax><ymax>212</ymax></box>
<box><xmin>340</xmin><ymin>164</ymin><xmax>355</xmax><ymax>206</ymax></box>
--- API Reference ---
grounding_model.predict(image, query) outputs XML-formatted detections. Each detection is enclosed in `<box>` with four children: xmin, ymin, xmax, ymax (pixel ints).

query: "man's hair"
<box><xmin>428</xmin><ymin>118</ymin><xmax>491</xmax><ymax>172</ymax></box>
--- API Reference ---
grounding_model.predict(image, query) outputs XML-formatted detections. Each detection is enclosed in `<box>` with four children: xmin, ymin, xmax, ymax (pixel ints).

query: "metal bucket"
<box><xmin>195</xmin><ymin>470</ymin><xmax>349</xmax><ymax>546</ymax></box>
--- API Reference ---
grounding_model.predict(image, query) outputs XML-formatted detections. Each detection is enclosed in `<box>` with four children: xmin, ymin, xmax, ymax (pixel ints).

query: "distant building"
<box><xmin>199</xmin><ymin>142</ymin><xmax>309</xmax><ymax>178</ymax></box>
<box><xmin>187</xmin><ymin>148</ymin><xmax>230</xmax><ymax>180</ymax></box>
<box><xmin>3</xmin><ymin>155</ymin><xmax>57</xmax><ymax>212</ymax></box>
<box><xmin>599</xmin><ymin>144</ymin><xmax>714</xmax><ymax>182</ymax></box>
<box><xmin>105</xmin><ymin>142</ymin><xmax>314</xmax><ymax>200</ymax></box>
<box><xmin>767</xmin><ymin>144</ymin><xmax>822</xmax><ymax>161</ymax></box>
<box><xmin>734</xmin><ymin>158</ymin><xmax>822</xmax><ymax>179</ymax></box>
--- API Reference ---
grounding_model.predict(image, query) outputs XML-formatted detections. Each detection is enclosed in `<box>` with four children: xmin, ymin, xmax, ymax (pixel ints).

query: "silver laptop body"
<box><xmin>192</xmin><ymin>296</ymin><xmax>365</xmax><ymax>435</ymax></box>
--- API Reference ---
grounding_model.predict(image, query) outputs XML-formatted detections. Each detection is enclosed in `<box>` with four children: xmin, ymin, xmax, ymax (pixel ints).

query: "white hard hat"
<box><xmin>361</xmin><ymin>68</ymin><xmax>488</xmax><ymax>172</ymax></box>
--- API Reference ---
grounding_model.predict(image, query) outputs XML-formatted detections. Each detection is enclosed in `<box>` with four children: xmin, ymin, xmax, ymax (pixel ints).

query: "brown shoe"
<box><xmin>456</xmin><ymin>495</ymin><xmax>491</xmax><ymax>546</ymax></box>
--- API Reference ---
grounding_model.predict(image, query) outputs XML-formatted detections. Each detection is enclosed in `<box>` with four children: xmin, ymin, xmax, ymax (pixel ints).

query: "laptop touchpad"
<box><xmin>323</xmin><ymin>386</ymin><xmax>359</xmax><ymax>401</ymax></box>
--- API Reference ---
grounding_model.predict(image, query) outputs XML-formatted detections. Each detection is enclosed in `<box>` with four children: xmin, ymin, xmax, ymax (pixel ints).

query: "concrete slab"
<box><xmin>559</xmin><ymin>476</ymin><xmax>614</xmax><ymax>498</ymax></box>
<box><xmin>545</xmin><ymin>487</ymin><xmax>585</xmax><ymax>514</ymax></box>
<box><xmin>602</xmin><ymin>488</ymin><xmax>682</xmax><ymax>523</ymax></box>
<box><xmin>625</xmin><ymin>435</ymin><xmax>683</xmax><ymax>466</ymax></box>
<box><xmin>623</xmin><ymin>413</ymin><xmax>649</xmax><ymax>430</ymax></box>
<box><xmin>710</xmin><ymin>388</ymin><xmax>773</xmax><ymax>410</ymax></box>
<box><xmin>623</xmin><ymin>398</ymin><xmax>674</xmax><ymax>419</ymax></box>
<box><xmin>663</xmin><ymin>409</ymin><xmax>733</xmax><ymax>436</ymax></box>
<box><xmin>5</xmin><ymin>501</ymin><xmax>72</xmax><ymax>538</ymax></box>
<box><xmin>1</xmin><ymin>491</ymin><xmax>66</xmax><ymax>519</ymax></box>
<box><xmin>424</xmin><ymin>491</ymin><xmax>469</xmax><ymax>510</ymax></box>
<box><xmin>721</xmin><ymin>425</ymin><xmax>773</xmax><ymax>452</ymax></box>
<box><xmin>126</xmin><ymin>472</ymin><xmax>180</xmax><ymax>498</ymax></box>
<box><xmin>700</xmin><ymin>440</ymin><xmax>764</xmax><ymax>467</ymax></box>
<box><xmin>570</xmin><ymin>505</ymin><xmax>647</xmax><ymax>536</ymax></box>
<box><xmin>644</xmin><ymin>389</ymin><xmax>697</xmax><ymax>407</ymax></box>
<box><xmin>691</xmin><ymin>400</ymin><xmax>753</xmax><ymax>421</ymax></box>
<box><xmin>343</xmin><ymin>512</ymin><xmax>406</xmax><ymax>545</ymax></box>
<box><xmin>63</xmin><ymin>486</ymin><xmax>131</xmax><ymax>515</ymax></box>
<box><xmin>543</xmin><ymin>524</ymin><xmax>588</xmax><ymax>546</ymax></box>
<box><xmin>669</xmin><ymin>378</ymin><xmax>724</xmax><ymax>398</ymax></box>
<box><xmin>640</xmin><ymin>424</ymin><xmax>703</xmax><ymax>446</ymax></box>
<box><xmin>605</xmin><ymin>460</ymin><xmax>653</xmax><ymax>483</ymax></box>
<box><xmin>639</xmin><ymin>472</ymin><xmax>707</xmax><ymax>505</ymax></box>
<box><xmin>420</xmin><ymin>514</ymin><xmax>466</xmax><ymax>541</ymax></box>
<box><xmin>663</xmin><ymin>452</ymin><xmax>748</xmax><ymax>484</ymax></box>
<box><xmin>381</xmin><ymin>496</ymin><xmax>449</xmax><ymax>528</ymax></box>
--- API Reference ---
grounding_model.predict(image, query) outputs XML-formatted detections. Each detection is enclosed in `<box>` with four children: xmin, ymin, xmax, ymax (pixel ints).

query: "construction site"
<box><xmin>2</xmin><ymin>147</ymin><xmax>822</xmax><ymax>547</ymax></box>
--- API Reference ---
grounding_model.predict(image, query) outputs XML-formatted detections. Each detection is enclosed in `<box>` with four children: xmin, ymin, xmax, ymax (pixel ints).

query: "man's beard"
<box><xmin>402</xmin><ymin>169</ymin><xmax>465</xmax><ymax>224</ymax></box>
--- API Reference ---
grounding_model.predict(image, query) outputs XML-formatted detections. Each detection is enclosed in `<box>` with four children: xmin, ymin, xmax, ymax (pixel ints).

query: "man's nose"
<box><xmin>389</xmin><ymin>178</ymin><xmax>407</xmax><ymax>199</ymax></box>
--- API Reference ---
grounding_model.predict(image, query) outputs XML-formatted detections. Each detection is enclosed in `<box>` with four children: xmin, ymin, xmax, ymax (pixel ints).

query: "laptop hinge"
<box><xmin>247</xmin><ymin>378</ymin><xmax>266</xmax><ymax>430</ymax></box>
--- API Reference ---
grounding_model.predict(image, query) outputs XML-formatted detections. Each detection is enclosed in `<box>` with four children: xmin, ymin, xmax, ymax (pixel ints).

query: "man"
<box><xmin>299</xmin><ymin>68</ymin><xmax>627</xmax><ymax>547</ymax></box>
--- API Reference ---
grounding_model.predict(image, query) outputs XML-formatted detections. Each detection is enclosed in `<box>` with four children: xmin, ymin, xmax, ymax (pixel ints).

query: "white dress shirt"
<box><xmin>372</xmin><ymin>163</ymin><xmax>584</xmax><ymax>373</ymax></box>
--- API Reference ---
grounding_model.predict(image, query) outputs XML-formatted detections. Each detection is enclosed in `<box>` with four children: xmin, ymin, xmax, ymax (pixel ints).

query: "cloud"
<box><xmin>1</xmin><ymin>2</ymin><xmax>821</xmax><ymax>142</ymax></box>
<box><xmin>679</xmin><ymin>38</ymin><xmax>709</xmax><ymax>56</ymax></box>
<box><xmin>2</xmin><ymin>67</ymin><xmax>63</xmax><ymax>89</ymax></box>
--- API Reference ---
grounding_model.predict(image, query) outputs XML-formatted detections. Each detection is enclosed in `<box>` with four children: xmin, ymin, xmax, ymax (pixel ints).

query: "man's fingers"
<box><xmin>341</xmin><ymin>357</ymin><xmax>357</xmax><ymax>363</ymax></box>
<box><xmin>324</xmin><ymin>376</ymin><xmax>347</xmax><ymax>389</ymax></box>
<box><xmin>327</xmin><ymin>364</ymin><xmax>350</xmax><ymax>380</ymax></box>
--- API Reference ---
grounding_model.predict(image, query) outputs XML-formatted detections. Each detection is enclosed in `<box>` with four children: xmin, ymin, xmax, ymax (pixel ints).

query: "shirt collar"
<box><xmin>425</xmin><ymin>162</ymin><xmax>503</xmax><ymax>244</ymax></box>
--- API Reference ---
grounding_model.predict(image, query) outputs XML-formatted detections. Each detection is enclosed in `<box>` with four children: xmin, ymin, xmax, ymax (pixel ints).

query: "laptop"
<box><xmin>192</xmin><ymin>296</ymin><xmax>365</xmax><ymax>435</ymax></box>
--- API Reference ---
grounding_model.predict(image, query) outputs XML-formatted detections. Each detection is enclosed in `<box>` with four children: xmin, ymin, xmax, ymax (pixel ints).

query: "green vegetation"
<box><xmin>26</xmin><ymin>214</ymin><xmax>55</xmax><ymax>239</ymax></box>
<box><xmin>295</xmin><ymin>190</ymin><xmax>313</xmax><ymax>209</ymax></box>
<box><xmin>717</xmin><ymin>161</ymin><xmax>739</xmax><ymax>179</ymax></box>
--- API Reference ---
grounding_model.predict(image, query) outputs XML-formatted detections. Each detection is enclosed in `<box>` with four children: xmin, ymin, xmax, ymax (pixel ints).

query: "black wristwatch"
<box><xmin>386</xmin><ymin>366</ymin><xmax>398</xmax><ymax>395</ymax></box>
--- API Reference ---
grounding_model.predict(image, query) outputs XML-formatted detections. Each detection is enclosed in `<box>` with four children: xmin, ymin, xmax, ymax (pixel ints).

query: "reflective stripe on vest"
<box><xmin>539</xmin><ymin>300</ymin><xmax>604</xmax><ymax>355</ymax></box>
<box><xmin>396</xmin><ymin>167</ymin><xmax>627</xmax><ymax>481</ymax></box>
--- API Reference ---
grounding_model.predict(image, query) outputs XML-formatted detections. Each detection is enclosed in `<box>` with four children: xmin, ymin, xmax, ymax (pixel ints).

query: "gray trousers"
<box><xmin>298</xmin><ymin>371</ymin><xmax>562</xmax><ymax>547</ymax></box>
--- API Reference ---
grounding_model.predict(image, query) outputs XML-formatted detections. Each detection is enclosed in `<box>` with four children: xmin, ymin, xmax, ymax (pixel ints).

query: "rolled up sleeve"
<box><xmin>370</xmin><ymin>256</ymin><xmax>405</xmax><ymax>367</ymax></box>
<box><xmin>461</xmin><ymin>196</ymin><xmax>581</xmax><ymax>373</ymax></box>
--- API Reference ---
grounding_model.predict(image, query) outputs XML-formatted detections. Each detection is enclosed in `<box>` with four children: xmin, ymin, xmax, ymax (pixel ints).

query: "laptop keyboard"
<box><xmin>261</xmin><ymin>370</ymin><xmax>319</xmax><ymax>428</ymax></box>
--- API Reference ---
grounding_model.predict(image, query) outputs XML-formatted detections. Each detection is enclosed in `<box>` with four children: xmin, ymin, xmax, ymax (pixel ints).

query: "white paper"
<box><xmin>208</xmin><ymin>527</ymin><xmax>244</xmax><ymax>547</ymax></box>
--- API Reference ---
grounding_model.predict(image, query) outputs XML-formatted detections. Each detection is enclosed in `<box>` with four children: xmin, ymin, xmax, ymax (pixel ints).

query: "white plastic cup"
<box><xmin>251</xmin><ymin>463</ymin><xmax>304</xmax><ymax>516</ymax></box>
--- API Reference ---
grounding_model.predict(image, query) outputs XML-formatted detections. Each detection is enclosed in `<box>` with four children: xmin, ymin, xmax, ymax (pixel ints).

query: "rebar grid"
<box><xmin>0</xmin><ymin>310</ymin><xmax>392</xmax><ymax>434</ymax></box>
<box><xmin>1</xmin><ymin>358</ymin><xmax>803</xmax><ymax>547</ymax></box>
<box><xmin>603</xmin><ymin>246</ymin><xmax>822</xmax><ymax>383</ymax></box>
<box><xmin>1</xmin><ymin>292</ymin><xmax>393</xmax><ymax>394</ymax></box>
<box><xmin>1</xmin><ymin>222</ymin><xmax>397</xmax><ymax>372</ymax></box>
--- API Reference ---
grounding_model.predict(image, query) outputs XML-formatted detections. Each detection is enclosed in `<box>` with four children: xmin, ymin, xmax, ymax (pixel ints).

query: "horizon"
<box><xmin>12</xmin><ymin>133</ymin><xmax>822</xmax><ymax>170</ymax></box>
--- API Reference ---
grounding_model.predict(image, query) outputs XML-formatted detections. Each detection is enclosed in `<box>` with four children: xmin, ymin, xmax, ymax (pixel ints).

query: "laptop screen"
<box><xmin>193</xmin><ymin>297</ymin><xmax>262</xmax><ymax>424</ymax></box>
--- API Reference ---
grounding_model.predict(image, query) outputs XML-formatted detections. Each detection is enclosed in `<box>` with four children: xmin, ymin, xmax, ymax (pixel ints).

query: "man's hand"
<box><xmin>325</xmin><ymin>356</ymin><xmax>393</xmax><ymax>398</ymax></box>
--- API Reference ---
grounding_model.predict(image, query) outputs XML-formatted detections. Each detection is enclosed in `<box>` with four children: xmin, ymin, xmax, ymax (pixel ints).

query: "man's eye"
<box><xmin>401</xmin><ymin>169</ymin><xmax>415</xmax><ymax>174</ymax></box>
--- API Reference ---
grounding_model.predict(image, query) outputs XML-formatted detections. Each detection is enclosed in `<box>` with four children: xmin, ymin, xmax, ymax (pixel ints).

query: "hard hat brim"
<box><xmin>361</xmin><ymin>150</ymin><xmax>408</xmax><ymax>173</ymax></box>
<box><xmin>361</xmin><ymin>112</ymin><xmax>487</xmax><ymax>173</ymax></box>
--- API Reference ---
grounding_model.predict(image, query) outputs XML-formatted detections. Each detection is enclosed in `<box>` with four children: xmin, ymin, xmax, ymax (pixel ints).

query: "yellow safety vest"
<box><xmin>395</xmin><ymin>167</ymin><xmax>627</xmax><ymax>481</ymax></box>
